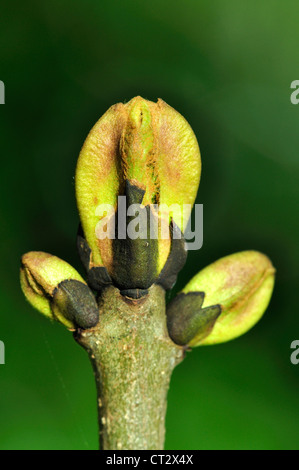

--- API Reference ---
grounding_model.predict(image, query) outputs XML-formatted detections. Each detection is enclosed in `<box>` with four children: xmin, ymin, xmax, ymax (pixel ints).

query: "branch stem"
<box><xmin>75</xmin><ymin>285</ymin><xmax>184</xmax><ymax>450</ymax></box>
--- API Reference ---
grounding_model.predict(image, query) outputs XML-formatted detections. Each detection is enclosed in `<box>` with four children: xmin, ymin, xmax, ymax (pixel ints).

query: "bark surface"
<box><xmin>76</xmin><ymin>284</ymin><xmax>184</xmax><ymax>450</ymax></box>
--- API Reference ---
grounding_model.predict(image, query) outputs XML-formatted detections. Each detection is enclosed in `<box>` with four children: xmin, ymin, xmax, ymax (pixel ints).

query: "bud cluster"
<box><xmin>20</xmin><ymin>97</ymin><xmax>275</xmax><ymax>348</ymax></box>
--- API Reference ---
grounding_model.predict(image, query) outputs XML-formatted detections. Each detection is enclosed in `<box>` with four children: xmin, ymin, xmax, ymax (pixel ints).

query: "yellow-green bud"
<box><xmin>20</xmin><ymin>252</ymin><xmax>99</xmax><ymax>329</ymax></box>
<box><xmin>75</xmin><ymin>97</ymin><xmax>201</xmax><ymax>295</ymax></box>
<box><xmin>181</xmin><ymin>251</ymin><xmax>275</xmax><ymax>346</ymax></box>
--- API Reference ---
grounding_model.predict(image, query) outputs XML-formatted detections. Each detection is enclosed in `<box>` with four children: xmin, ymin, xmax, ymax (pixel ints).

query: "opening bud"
<box><xmin>181</xmin><ymin>251</ymin><xmax>275</xmax><ymax>346</ymax></box>
<box><xmin>20</xmin><ymin>252</ymin><xmax>99</xmax><ymax>329</ymax></box>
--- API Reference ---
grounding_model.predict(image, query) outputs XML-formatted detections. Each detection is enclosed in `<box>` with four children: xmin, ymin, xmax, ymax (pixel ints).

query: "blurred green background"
<box><xmin>1</xmin><ymin>0</ymin><xmax>299</xmax><ymax>450</ymax></box>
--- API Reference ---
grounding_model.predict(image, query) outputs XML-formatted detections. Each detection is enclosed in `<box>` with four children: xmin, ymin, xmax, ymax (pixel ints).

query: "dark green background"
<box><xmin>1</xmin><ymin>0</ymin><xmax>298</xmax><ymax>450</ymax></box>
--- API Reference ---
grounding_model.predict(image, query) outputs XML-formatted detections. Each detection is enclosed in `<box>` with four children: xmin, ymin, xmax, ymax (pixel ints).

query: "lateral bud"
<box><xmin>181</xmin><ymin>251</ymin><xmax>275</xmax><ymax>346</ymax></box>
<box><xmin>20</xmin><ymin>251</ymin><xmax>99</xmax><ymax>329</ymax></box>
